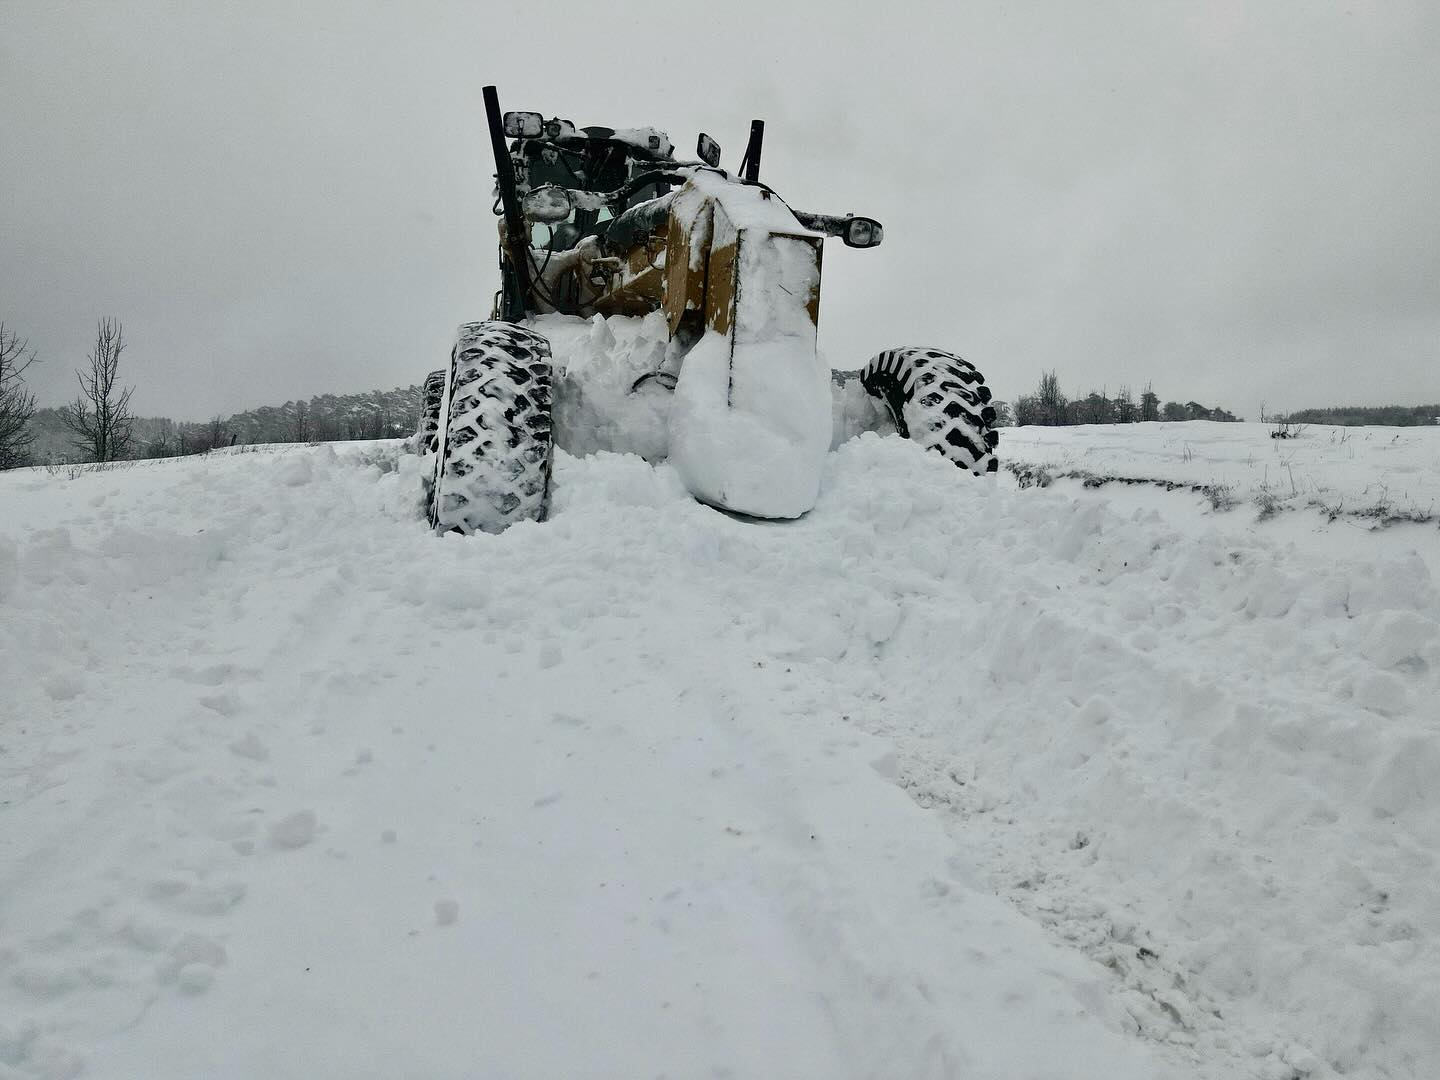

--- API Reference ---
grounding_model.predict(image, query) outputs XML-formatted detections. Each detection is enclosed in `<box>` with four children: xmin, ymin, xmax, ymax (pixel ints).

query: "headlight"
<box><xmin>522</xmin><ymin>185</ymin><xmax>573</xmax><ymax>225</ymax></box>
<box><xmin>843</xmin><ymin>217</ymin><xmax>883</xmax><ymax>249</ymax></box>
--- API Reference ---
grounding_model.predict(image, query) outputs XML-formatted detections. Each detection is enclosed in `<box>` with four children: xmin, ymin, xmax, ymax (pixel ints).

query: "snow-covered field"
<box><xmin>2</xmin><ymin>432</ymin><xmax>1438</xmax><ymax>1079</ymax></box>
<box><xmin>1004</xmin><ymin>421</ymin><xmax>1440</xmax><ymax>525</ymax></box>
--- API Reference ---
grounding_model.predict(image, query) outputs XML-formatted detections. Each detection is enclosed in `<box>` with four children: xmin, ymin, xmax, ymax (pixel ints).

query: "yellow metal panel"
<box><xmin>665</xmin><ymin>203</ymin><xmax>712</xmax><ymax>337</ymax></box>
<box><xmin>704</xmin><ymin>218</ymin><xmax>739</xmax><ymax>338</ymax></box>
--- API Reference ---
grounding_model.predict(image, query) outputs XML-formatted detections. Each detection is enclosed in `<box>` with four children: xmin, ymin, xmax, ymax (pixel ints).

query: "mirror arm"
<box><xmin>791</xmin><ymin>211</ymin><xmax>848</xmax><ymax>237</ymax></box>
<box><xmin>791</xmin><ymin>211</ymin><xmax>883</xmax><ymax>248</ymax></box>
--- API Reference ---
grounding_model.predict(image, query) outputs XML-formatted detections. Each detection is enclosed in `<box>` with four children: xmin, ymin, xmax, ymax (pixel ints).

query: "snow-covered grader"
<box><xmin>413</xmin><ymin>85</ymin><xmax>998</xmax><ymax>533</ymax></box>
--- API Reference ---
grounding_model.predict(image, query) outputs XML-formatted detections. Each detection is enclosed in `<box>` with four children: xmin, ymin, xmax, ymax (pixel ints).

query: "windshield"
<box><xmin>517</xmin><ymin>138</ymin><xmax>672</xmax><ymax>250</ymax></box>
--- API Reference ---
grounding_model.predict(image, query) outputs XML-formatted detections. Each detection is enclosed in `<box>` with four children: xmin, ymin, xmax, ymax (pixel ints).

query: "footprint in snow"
<box><xmin>228</xmin><ymin>732</ymin><xmax>269</xmax><ymax>761</ymax></box>
<box><xmin>43</xmin><ymin>674</ymin><xmax>85</xmax><ymax>701</ymax></box>
<box><xmin>172</xmin><ymin>663</ymin><xmax>251</xmax><ymax>687</ymax></box>
<box><xmin>11</xmin><ymin>963</ymin><xmax>84</xmax><ymax>1000</ymax></box>
<box><xmin>146</xmin><ymin>877</ymin><xmax>246</xmax><ymax>916</ymax></box>
<box><xmin>199</xmin><ymin>690</ymin><xmax>244</xmax><ymax>717</ymax></box>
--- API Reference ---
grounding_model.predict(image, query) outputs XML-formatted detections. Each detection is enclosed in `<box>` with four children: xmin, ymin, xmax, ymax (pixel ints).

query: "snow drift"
<box><xmin>1</xmin><ymin>435</ymin><xmax>1437</xmax><ymax>1079</ymax></box>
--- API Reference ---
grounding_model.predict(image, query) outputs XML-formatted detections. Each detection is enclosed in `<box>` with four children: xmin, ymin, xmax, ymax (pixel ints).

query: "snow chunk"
<box><xmin>177</xmin><ymin>964</ymin><xmax>215</xmax><ymax>994</ymax></box>
<box><xmin>543</xmin><ymin>312</ymin><xmax>674</xmax><ymax>462</ymax></box>
<box><xmin>269</xmin><ymin>810</ymin><xmax>318</xmax><ymax>849</ymax></box>
<box><xmin>1360</xmin><ymin>610</ymin><xmax>1437</xmax><ymax>670</ymax></box>
<box><xmin>1366</xmin><ymin>735</ymin><xmax>1440</xmax><ymax>819</ymax></box>
<box><xmin>1243</xmin><ymin>565</ymin><xmax>1302</xmax><ymax>618</ymax></box>
<box><xmin>1349</xmin><ymin>553</ymin><xmax>1436</xmax><ymax>614</ymax></box>
<box><xmin>156</xmin><ymin>933</ymin><xmax>227</xmax><ymax>986</ymax></box>
<box><xmin>277</xmin><ymin>456</ymin><xmax>313</xmax><ymax>487</ymax></box>
<box><xmin>1353</xmin><ymin>670</ymin><xmax>1410</xmax><ymax>715</ymax></box>
<box><xmin>229</xmin><ymin>732</ymin><xmax>270</xmax><ymax>761</ymax></box>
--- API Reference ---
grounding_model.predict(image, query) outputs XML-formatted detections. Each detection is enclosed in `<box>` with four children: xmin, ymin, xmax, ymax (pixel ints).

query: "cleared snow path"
<box><xmin>1</xmin><ymin>437</ymin><xmax>1437</xmax><ymax>1079</ymax></box>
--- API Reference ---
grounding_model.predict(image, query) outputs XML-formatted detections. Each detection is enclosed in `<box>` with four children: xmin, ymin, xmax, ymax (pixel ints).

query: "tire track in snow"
<box><xmin>805</xmin><ymin>452</ymin><xmax>1440</xmax><ymax>1080</ymax></box>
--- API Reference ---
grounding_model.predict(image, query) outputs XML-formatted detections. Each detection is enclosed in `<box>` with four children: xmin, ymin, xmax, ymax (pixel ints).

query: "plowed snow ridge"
<box><xmin>1</xmin><ymin>436</ymin><xmax>1437</xmax><ymax>1080</ymax></box>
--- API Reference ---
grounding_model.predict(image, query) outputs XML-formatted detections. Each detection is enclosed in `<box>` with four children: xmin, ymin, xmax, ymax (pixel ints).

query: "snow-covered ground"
<box><xmin>2</xmin><ymin>434</ymin><xmax>1437</xmax><ymax>1079</ymax></box>
<box><xmin>1003</xmin><ymin>421</ymin><xmax>1440</xmax><ymax>525</ymax></box>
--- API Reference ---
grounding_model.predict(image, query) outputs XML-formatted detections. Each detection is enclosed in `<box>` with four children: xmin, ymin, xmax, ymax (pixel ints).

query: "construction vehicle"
<box><xmin>414</xmin><ymin>85</ymin><xmax>998</xmax><ymax>534</ymax></box>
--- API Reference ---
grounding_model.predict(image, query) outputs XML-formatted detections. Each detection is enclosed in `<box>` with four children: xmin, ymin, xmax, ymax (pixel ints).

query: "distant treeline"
<box><xmin>1279</xmin><ymin>404</ymin><xmax>1440</xmax><ymax>427</ymax></box>
<box><xmin>26</xmin><ymin>384</ymin><xmax>422</xmax><ymax>465</ymax></box>
<box><xmin>1006</xmin><ymin>371</ymin><xmax>1238</xmax><ymax>427</ymax></box>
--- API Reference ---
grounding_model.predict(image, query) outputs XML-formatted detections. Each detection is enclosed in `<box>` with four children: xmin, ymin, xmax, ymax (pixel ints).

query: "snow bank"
<box><xmin>1004</xmin><ymin>420</ymin><xmax>1440</xmax><ymax>524</ymax></box>
<box><xmin>540</xmin><ymin>311</ymin><xmax>675</xmax><ymax>462</ymax></box>
<box><xmin>2</xmin><ymin>434</ymin><xmax>1438</xmax><ymax>1078</ymax></box>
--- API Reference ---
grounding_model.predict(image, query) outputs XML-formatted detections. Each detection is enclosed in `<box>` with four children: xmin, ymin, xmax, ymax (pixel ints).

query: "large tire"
<box><xmin>411</xmin><ymin>369</ymin><xmax>446</xmax><ymax>455</ymax></box>
<box><xmin>429</xmin><ymin>321</ymin><xmax>554</xmax><ymax>535</ymax></box>
<box><xmin>860</xmin><ymin>347</ymin><xmax>999</xmax><ymax>474</ymax></box>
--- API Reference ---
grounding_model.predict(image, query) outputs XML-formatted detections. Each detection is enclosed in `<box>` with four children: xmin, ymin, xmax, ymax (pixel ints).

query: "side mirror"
<box><xmin>503</xmin><ymin>111</ymin><xmax>544</xmax><ymax>138</ymax></box>
<box><xmin>522</xmin><ymin>184</ymin><xmax>573</xmax><ymax>224</ymax></box>
<box><xmin>842</xmin><ymin>217</ymin><xmax>884</xmax><ymax>249</ymax></box>
<box><xmin>696</xmin><ymin>133</ymin><xmax>722</xmax><ymax>168</ymax></box>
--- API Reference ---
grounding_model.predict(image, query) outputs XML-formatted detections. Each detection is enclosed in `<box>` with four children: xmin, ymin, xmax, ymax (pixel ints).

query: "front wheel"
<box><xmin>860</xmin><ymin>347</ymin><xmax>998</xmax><ymax>474</ymax></box>
<box><xmin>429</xmin><ymin>321</ymin><xmax>554</xmax><ymax>534</ymax></box>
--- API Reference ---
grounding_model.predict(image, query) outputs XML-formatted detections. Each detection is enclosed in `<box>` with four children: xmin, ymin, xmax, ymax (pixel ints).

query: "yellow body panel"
<box><xmin>513</xmin><ymin>177</ymin><xmax>822</xmax><ymax>350</ymax></box>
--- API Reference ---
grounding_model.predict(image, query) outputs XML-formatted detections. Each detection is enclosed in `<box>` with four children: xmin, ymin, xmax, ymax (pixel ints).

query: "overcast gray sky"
<box><xmin>3</xmin><ymin>0</ymin><xmax>1437</xmax><ymax>419</ymax></box>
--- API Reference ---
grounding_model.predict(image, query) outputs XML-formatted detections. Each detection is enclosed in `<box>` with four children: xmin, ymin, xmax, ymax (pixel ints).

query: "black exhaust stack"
<box><xmin>483</xmin><ymin>85</ymin><xmax>532</xmax><ymax>321</ymax></box>
<box><xmin>739</xmin><ymin>120</ymin><xmax>765</xmax><ymax>183</ymax></box>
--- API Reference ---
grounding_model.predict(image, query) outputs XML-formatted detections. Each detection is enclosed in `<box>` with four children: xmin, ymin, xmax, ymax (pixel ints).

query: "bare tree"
<box><xmin>1079</xmin><ymin>388</ymin><xmax>1113</xmax><ymax>424</ymax></box>
<box><xmin>1115</xmin><ymin>384</ymin><xmax>1136</xmax><ymax>423</ymax></box>
<box><xmin>310</xmin><ymin>396</ymin><xmax>340</xmax><ymax>441</ymax></box>
<box><xmin>1140</xmin><ymin>383</ymin><xmax>1160</xmax><ymax>422</ymax></box>
<box><xmin>0</xmin><ymin>323</ymin><xmax>40</xmax><ymax>469</ymax></box>
<box><xmin>1036</xmin><ymin>371</ymin><xmax>1067</xmax><ymax>426</ymax></box>
<box><xmin>61</xmin><ymin>318</ymin><xmax>135</xmax><ymax>462</ymax></box>
<box><xmin>204</xmin><ymin>415</ymin><xmax>230</xmax><ymax>451</ymax></box>
<box><xmin>140</xmin><ymin>426</ymin><xmax>180</xmax><ymax>459</ymax></box>
<box><xmin>291</xmin><ymin>399</ymin><xmax>310</xmax><ymax>442</ymax></box>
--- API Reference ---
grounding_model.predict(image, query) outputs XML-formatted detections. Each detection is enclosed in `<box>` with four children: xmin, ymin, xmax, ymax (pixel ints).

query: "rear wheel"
<box><xmin>860</xmin><ymin>347</ymin><xmax>999</xmax><ymax>474</ymax></box>
<box><xmin>411</xmin><ymin>369</ymin><xmax>446</xmax><ymax>455</ymax></box>
<box><xmin>429</xmin><ymin>321</ymin><xmax>554</xmax><ymax>534</ymax></box>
